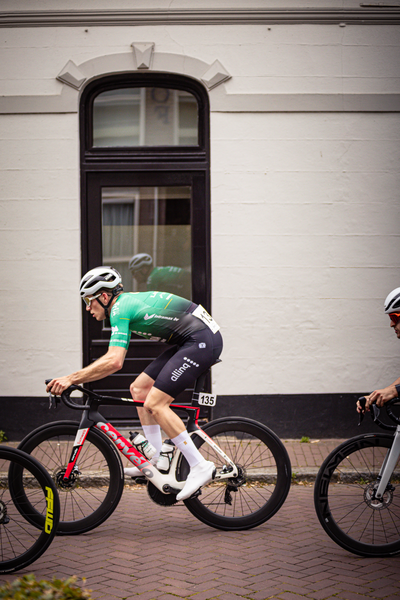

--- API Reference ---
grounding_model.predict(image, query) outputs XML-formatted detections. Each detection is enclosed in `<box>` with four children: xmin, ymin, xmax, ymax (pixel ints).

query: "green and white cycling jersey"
<box><xmin>109</xmin><ymin>291</ymin><xmax>207</xmax><ymax>349</ymax></box>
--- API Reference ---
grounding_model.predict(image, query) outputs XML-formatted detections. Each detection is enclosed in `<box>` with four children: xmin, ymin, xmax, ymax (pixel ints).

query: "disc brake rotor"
<box><xmin>364</xmin><ymin>482</ymin><xmax>394</xmax><ymax>510</ymax></box>
<box><xmin>0</xmin><ymin>499</ymin><xmax>9</xmax><ymax>524</ymax></box>
<box><xmin>54</xmin><ymin>467</ymin><xmax>81</xmax><ymax>491</ymax></box>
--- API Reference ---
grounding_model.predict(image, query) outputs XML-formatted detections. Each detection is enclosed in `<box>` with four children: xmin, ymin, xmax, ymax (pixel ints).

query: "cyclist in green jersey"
<box><xmin>46</xmin><ymin>266</ymin><xmax>223</xmax><ymax>501</ymax></box>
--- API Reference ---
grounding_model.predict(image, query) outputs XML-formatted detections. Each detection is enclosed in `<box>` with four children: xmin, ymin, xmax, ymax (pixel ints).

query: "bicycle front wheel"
<box><xmin>17</xmin><ymin>421</ymin><xmax>124</xmax><ymax>535</ymax></box>
<box><xmin>182</xmin><ymin>417</ymin><xmax>291</xmax><ymax>530</ymax></box>
<box><xmin>1</xmin><ymin>446</ymin><xmax>60</xmax><ymax>573</ymax></box>
<box><xmin>314</xmin><ymin>433</ymin><xmax>400</xmax><ymax>557</ymax></box>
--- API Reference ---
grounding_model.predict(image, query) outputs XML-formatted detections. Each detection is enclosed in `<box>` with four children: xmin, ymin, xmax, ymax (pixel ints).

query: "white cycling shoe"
<box><xmin>176</xmin><ymin>460</ymin><xmax>216</xmax><ymax>501</ymax></box>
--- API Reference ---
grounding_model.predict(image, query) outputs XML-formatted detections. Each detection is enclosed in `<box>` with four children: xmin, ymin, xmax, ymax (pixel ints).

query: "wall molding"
<box><xmin>1</xmin><ymin>8</ymin><xmax>400</xmax><ymax>27</ymax></box>
<box><xmin>1</xmin><ymin>89</ymin><xmax>399</xmax><ymax>115</ymax></box>
<box><xmin>0</xmin><ymin>47</ymin><xmax>399</xmax><ymax>115</ymax></box>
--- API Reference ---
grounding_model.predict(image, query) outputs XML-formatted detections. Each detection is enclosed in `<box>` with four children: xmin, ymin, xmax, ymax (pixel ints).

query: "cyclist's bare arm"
<box><xmin>357</xmin><ymin>376</ymin><xmax>400</xmax><ymax>412</ymax></box>
<box><xmin>46</xmin><ymin>345</ymin><xmax>127</xmax><ymax>396</ymax></box>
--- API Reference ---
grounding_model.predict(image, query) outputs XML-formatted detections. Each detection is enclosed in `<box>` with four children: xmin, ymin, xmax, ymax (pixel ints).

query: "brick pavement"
<box><xmin>1</xmin><ymin>438</ymin><xmax>399</xmax><ymax>600</ymax></box>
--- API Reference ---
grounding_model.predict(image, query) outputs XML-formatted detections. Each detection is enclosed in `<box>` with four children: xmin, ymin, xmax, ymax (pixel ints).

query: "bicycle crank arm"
<box><xmin>214</xmin><ymin>466</ymin><xmax>239</xmax><ymax>481</ymax></box>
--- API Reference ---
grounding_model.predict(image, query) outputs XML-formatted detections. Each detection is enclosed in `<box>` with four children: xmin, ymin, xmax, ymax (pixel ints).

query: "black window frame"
<box><xmin>80</xmin><ymin>72</ymin><xmax>210</xmax><ymax>164</ymax></box>
<box><xmin>79</xmin><ymin>72</ymin><xmax>212</xmax><ymax>407</ymax></box>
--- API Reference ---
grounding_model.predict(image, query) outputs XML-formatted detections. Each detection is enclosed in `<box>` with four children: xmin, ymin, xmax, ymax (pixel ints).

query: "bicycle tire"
<box><xmin>0</xmin><ymin>446</ymin><xmax>60</xmax><ymax>573</ymax></box>
<box><xmin>16</xmin><ymin>421</ymin><xmax>124</xmax><ymax>535</ymax></box>
<box><xmin>182</xmin><ymin>417</ymin><xmax>291</xmax><ymax>530</ymax></box>
<box><xmin>314</xmin><ymin>433</ymin><xmax>400</xmax><ymax>557</ymax></box>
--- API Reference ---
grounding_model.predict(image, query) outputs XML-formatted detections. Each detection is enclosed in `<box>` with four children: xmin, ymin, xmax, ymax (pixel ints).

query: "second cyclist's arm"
<box><xmin>364</xmin><ymin>376</ymin><xmax>400</xmax><ymax>410</ymax></box>
<box><xmin>46</xmin><ymin>345</ymin><xmax>127</xmax><ymax>395</ymax></box>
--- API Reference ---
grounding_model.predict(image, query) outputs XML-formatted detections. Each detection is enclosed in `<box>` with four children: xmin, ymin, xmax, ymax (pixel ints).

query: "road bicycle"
<box><xmin>0</xmin><ymin>445</ymin><xmax>60</xmax><ymax>573</ymax></box>
<box><xmin>15</xmin><ymin>368</ymin><xmax>291</xmax><ymax>535</ymax></box>
<box><xmin>314</xmin><ymin>396</ymin><xmax>400</xmax><ymax>557</ymax></box>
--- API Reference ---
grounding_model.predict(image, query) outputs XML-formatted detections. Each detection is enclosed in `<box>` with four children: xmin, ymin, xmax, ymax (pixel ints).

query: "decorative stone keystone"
<box><xmin>131</xmin><ymin>42</ymin><xmax>155</xmax><ymax>69</ymax></box>
<box><xmin>201</xmin><ymin>60</ymin><xmax>231</xmax><ymax>90</ymax></box>
<box><xmin>56</xmin><ymin>60</ymin><xmax>87</xmax><ymax>89</ymax></box>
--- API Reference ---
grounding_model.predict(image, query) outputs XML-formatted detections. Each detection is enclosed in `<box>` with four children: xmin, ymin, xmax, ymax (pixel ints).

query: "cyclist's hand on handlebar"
<box><xmin>361</xmin><ymin>385</ymin><xmax>398</xmax><ymax>411</ymax></box>
<box><xmin>46</xmin><ymin>376</ymin><xmax>74</xmax><ymax>396</ymax></box>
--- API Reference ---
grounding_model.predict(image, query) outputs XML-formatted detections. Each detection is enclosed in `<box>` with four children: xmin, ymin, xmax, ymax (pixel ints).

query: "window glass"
<box><xmin>102</xmin><ymin>186</ymin><xmax>192</xmax><ymax>299</ymax></box>
<box><xmin>93</xmin><ymin>88</ymin><xmax>198</xmax><ymax>147</ymax></box>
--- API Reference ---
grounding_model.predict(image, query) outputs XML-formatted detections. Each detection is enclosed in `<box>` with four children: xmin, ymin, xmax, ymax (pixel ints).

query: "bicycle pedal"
<box><xmin>162</xmin><ymin>485</ymin><xmax>180</xmax><ymax>494</ymax></box>
<box><xmin>189</xmin><ymin>488</ymin><xmax>202</xmax><ymax>499</ymax></box>
<box><xmin>132</xmin><ymin>476</ymin><xmax>147</xmax><ymax>485</ymax></box>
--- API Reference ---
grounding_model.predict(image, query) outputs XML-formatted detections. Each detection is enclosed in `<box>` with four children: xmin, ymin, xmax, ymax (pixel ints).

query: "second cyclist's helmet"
<box><xmin>129</xmin><ymin>253</ymin><xmax>153</xmax><ymax>273</ymax></box>
<box><xmin>79</xmin><ymin>266</ymin><xmax>122</xmax><ymax>299</ymax></box>
<box><xmin>384</xmin><ymin>287</ymin><xmax>400</xmax><ymax>314</ymax></box>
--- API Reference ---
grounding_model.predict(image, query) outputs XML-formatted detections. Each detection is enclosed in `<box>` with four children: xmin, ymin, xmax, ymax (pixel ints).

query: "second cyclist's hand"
<box><xmin>363</xmin><ymin>386</ymin><xmax>397</xmax><ymax>411</ymax></box>
<box><xmin>46</xmin><ymin>376</ymin><xmax>74</xmax><ymax>396</ymax></box>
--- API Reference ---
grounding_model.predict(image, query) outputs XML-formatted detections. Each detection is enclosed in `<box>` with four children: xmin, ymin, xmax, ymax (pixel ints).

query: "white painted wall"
<box><xmin>0</xmin><ymin>114</ymin><xmax>82</xmax><ymax>395</ymax></box>
<box><xmin>0</xmin><ymin>5</ymin><xmax>399</xmax><ymax>397</ymax></box>
<box><xmin>211</xmin><ymin>112</ymin><xmax>400</xmax><ymax>395</ymax></box>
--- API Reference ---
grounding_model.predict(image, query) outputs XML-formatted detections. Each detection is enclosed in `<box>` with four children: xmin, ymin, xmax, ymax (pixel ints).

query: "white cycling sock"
<box><xmin>172</xmin><ymin>430</ymin><xmax>204</xmax><ymax>468</ymax></box>
<box><xmin>142</xmin><ymin>425</ymin><xmax>163</xmax><ymax>457</ymax></box>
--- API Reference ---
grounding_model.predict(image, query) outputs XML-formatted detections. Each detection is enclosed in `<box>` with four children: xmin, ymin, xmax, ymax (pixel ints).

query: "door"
<box><xmin>83</xmin><ymin>169</ymin><xmax>210</xmax><ymax>399</ymax></box>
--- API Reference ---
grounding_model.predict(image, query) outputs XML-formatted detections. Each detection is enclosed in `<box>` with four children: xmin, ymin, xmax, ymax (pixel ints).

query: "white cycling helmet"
<box><xmin>384</xmin><ymin>287</ymin><xmax>400</xmax><ymax>314</ymax></box>
<box><xmin>129</xmin><ymin>253</ymin><xmax>152</xmax><ymax>273</ymax></box>
<box><xmin>79</xmin><ymin>266</ymin><xmax>122</xmax><ymax>299</ymax></box>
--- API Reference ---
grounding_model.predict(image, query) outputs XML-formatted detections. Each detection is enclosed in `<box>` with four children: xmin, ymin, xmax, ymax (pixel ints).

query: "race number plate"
<box><xmin>192</xmin><ymin>305</ymin><xmax>220</xmax><ymax>333</ymax></box>
<box><xmin>198</xmin><ymin>393</ymin><xmax>217</xmax><ymax>407</ymax></box>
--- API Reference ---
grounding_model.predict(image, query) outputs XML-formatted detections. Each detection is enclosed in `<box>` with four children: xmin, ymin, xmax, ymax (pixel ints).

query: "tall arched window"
<box><xmin>80</xmin><ymin>73</ymin><xmax>211</xmax><ymax>407</ymax></box>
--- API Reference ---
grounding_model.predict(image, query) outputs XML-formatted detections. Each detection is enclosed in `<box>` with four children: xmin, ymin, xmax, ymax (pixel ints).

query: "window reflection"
<box><xmin>102</xmin><ymin>186</ymin><xmax>192</xmax><ymax>299</ymax></box>
<box><xmin>93</xmin><ymin>88</ymin><xmax>198</xmax><ymax>147</ymax></box>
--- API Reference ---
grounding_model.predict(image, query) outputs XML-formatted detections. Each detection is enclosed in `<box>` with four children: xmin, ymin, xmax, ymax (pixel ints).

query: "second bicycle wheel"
<box><xmin>314</xmin><ymin>433</ymin><xmax>400</xmax><ymax>557</ymax></box>
<box><xmin>182</xmin><ymin>417</ymin><xmax>291</xmax><ymax>530</ymax></box>
<box><xmin>1</xmin><ymin>446</ymin><xmax>60</xmax><ymax>573</ymax></box>
<box><xmin>16</xmin><ymin>421</ymin><xmax>124</xmax><ymax>535</ymax></box>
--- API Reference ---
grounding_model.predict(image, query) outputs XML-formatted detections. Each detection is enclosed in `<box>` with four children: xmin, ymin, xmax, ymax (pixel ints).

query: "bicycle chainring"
<box><xmin>147</xmin><ymin>481</ymin><xmax>178</xmax><ymax>506</ymax></box>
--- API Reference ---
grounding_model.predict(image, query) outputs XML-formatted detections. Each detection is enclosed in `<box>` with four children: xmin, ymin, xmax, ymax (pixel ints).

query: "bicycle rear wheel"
<box><xmin>0</xmin><ymin>446</ymin><xmax>60</xmax><ymax>573</ymax></box>
<box><xmin>314</xmin><ymin>433</ymin><xmax>400</xmax><ymax>557</ymax></box>
<box><xmin>182</xmin><ymin>417</ymin><xmax>291</xmax><ymax>530</ymax></box>
<box><xmin>17</xmin><ymin>421</ymin><xmax>124</xmax><ymax>535</ymax></box>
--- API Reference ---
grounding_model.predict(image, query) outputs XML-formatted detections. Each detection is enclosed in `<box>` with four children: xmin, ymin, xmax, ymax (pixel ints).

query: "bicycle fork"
<box><xmin>374</xmin><ymin>425</ymin><xmax>400</xmax><ymax>500</ymax></box>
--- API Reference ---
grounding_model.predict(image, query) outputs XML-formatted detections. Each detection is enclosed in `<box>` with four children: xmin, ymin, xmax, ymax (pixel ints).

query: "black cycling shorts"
<box><xmin>143</xmin><ymin>327</ymin><xmax>223</xmax><ymax>398</ymax></box>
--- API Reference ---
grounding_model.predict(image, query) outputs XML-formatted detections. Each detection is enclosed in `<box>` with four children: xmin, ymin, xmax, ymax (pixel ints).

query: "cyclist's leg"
<box><xmin>143</xmin><ymin>385</ymin><xmax>216</xmax><ymax>501</ymax></box>
<box><xmin>144</xmin><ymin>329</ymin><xmax>223</xmax><ymax>500</ymax></box>
<box><xmin>144</xmin><ymin>328</ymin><xmax>222</xmax><ymax>438</ymax></box>
<box><xmin>125</xmin><ymin>347</ymin><xmax>180</xmax><ymax>476</ymax></box>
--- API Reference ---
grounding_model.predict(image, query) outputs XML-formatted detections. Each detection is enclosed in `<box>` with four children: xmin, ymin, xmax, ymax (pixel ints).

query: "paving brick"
<box><xmin>1</xmin><ymin>441</ymin><xmax>400</xmax><ymax>600</ymax></box>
